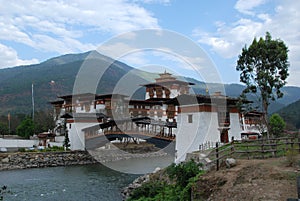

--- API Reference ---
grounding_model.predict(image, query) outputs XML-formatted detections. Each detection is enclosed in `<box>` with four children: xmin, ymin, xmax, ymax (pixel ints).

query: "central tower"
<box><xmin>142</xmin><ymin>71</ymin><xmax>194</xmax><ymax>100</ymax></box>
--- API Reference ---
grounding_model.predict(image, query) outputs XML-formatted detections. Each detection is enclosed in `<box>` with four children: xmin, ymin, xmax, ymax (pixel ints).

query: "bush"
<box><xmin>286</xmin><ymin>148</ymin><xmax>298</xmax><ymax>167</ymax></box>
<box><xmin>166</xmin><ymin>160</ymin><xmax>202</xmax><ymax>187</ymax></box>
<box><xmin>128</xmin><ymin>181</ymin><xmax>166</xmax><ymax>201</ymax></box>
<box><xmin>18</xmin><ymin>148</ymin><xmax>26</xmax><ymax>152</ymax></box>
<box><xmin>128</xmin><ymin>160</ymin><xmax>204</xmax><ymax>201</ymax></box>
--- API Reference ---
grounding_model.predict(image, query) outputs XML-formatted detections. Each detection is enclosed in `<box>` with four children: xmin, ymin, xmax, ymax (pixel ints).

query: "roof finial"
<box><xmin>164</xmin><ymin>69</ymin><xmax>167</xmax><ymax>74</ymax></box>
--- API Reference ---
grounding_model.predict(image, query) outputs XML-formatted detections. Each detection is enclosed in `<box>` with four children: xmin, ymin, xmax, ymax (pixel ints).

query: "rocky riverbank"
<box><xmin>0</xmin><ymin>151</ymin><xmax>98</xmax><ymax>171</ymax></box>
<box><xmin>88</xmin><ymin>143</ymin><xmax>168</xmax><ymax>163</ymax></box>
<box><xmin>0</xmin><ymin>145</ymin><xmax>170</xmax><ymax>171</ymax></box>
<box><xmin>121</xmin><ymin>167</ymin><xmax>161</xmax><ymax>200</ymax></box>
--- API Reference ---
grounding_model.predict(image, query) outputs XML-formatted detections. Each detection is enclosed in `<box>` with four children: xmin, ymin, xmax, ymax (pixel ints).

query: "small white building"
<box><xmin>240</xmin><ymin>111</ymin><xmax>265</xmax><ymax>139</ymax></box>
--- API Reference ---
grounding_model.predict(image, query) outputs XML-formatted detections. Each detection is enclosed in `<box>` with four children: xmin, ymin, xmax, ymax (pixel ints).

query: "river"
<box><xmin>0</xmin><ymin>154</ymin><xmax>174</xmax><ymax>201</ymax></box>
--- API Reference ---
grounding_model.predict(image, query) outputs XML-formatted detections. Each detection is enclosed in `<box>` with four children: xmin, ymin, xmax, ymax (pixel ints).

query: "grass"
<box><xmin>18</xmin><ymin>146</ymin><xmax>67</xmax><ymax>153</ymax></box>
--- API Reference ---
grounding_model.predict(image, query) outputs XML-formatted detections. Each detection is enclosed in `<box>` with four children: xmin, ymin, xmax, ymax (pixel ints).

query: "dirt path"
<box><xmin>193</xmin><ymin>157</ymin><xmax>299</xmax><ymax>201</ymax></box>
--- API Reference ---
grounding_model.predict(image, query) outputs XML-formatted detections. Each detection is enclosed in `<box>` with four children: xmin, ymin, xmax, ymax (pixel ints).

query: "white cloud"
<box><xmin>120</xmin><ymin>51</ymin><xmax>149</xmax><ymax>66</ymax></box>
<box><xmin>194</xmin><ymin>0</ymin><xmax>300</xmax><ymax>86</ymax></box>
<box><xmin>98</xmin><ymin>42</ymin><xmax>139</xmax><ymax>59</ymax></box>
<box><xmin>133</xmin><ymin>0</ymin><xmax>170</xmax><ymax>5</ymax></box>
<box><xmin>0</xmin><ymin>0</ymin><xmax>159</xmax><ymax>68</ymax></box>
<box><xmin>0</xmin><ymin>44</ymin><xmax>39</xmax><ymax>68</ymax></box>
<box><xmin>234</xmin><ymin>0</ymin><xmax>268</xmax><ymax>15</ymax></box>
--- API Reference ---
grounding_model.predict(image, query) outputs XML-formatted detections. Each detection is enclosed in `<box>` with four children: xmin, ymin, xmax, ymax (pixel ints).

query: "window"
<box><xmin>188</xmin><ymin>114</ymin><xmax>193</xmax><ymax>123</ymax></box>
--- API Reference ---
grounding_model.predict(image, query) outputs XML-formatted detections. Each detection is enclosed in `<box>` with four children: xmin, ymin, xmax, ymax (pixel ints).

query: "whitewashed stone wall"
<box><xmin>0</xmin><ymin>138</ymin><xmax>38</xmax><ymax>148</ymax></box>
<box><xmin>68</xmin><ymin>122</ymin><xmax>99</xmax><ymax>150</ymax></box>
<box><xmin>175</xmin><ymin>111</ymin><xmax>219</xmax><ymax>163</ymax></box>
<box><xmin>228</xmin><ymin>113</ymin><xmax>242</xmax><ymax>140</ymax></box>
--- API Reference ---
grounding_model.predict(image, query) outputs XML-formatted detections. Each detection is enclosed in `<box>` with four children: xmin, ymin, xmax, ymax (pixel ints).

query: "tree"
<box><xmin>34</xmin><ymin>110</ymin><xmax>55</xmax><ymax>133</ymax></box>
<box><xmin>16</xmin><ymin>117</ymin><xmax>35</xmax><ymax>139</ymax></box>
<box><xmin>63</xmin><ymin>121</ymin><xmax>70</xmax><ymax>150</ymax></box>
<box><xmin>63</xmin><ymin>130</ymin><xmax>70</xmax><ymax>150</ymax></box>
<box><xmin>269</xmin><ymin>113</ymin><xmax>286</xmax><ymax>137</ymax></box>
<box><xmin>236</xmin><ymin>32</ymin><xmax>289</xmax><ymax>138</ymax></box>
<box><xmin>0</xmin><ymin>123</ymin><xmax>9</xmax><ymax>138</ymax></box>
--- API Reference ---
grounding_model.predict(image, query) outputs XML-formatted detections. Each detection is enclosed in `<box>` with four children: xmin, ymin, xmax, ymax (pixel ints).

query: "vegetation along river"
<box><xmin>0</xmin><ymin>154</ymin><xmax>174</xmax><ymax>201</ymax></box>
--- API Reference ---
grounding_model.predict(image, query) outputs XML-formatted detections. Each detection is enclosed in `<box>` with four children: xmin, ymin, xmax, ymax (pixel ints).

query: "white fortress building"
<box><xmin>50</xmin><ymin>71</ymin><xmax>262</xmax><ymax>163</ymax></box>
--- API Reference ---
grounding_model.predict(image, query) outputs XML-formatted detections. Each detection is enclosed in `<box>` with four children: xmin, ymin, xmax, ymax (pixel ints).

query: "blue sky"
<box><xmin>0</xmin><ymin>0</ymin><xmax>299</xmax><ymax>86</ymax></box>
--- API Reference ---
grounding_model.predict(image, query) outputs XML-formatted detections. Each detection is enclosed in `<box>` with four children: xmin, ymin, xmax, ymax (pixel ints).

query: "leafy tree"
<box><xmin>0</xmin><ymin>123</ymin><xmax>9</xmax><ymax>138</ymax></box>
<box><xmin>269</xmin><ymin>113</ymin><xmax>286</xmax><ymax>137</ymax></box>
<box><xmin>34</xmin><ymin>110</ymin><xmax>55</xmax><ymax>133</ymax></box>
<box><xmin>16</xmin><ymin>117</ymin><xmax>35</xmax><ymax>139</ymax></box>
<box><xmin>236</xmin><ymin>32</ymin><xmax>289</xmax><ymax>138</ymax></box>
<box><xmin>63</xmin><ymin>122</ymin><xmax>70</xmax><ymax>149</ymax></box>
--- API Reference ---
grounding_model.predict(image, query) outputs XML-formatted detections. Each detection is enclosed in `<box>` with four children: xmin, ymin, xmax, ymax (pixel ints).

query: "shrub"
<box><xmin>128</xmin><ymin>160</ymin><xmax>204</xmax><ymax>201</ymax></box>
<box><xmin>166</xmin><ymin>160</ymin><xmax>202</xmax><ymax>187</ymax></box>
<box><xmin>18</xmin><ymin>148</ymin><xmax>26</xmax><ymax>152</ymax></box>
<box><xmin>128</xmin><ymin>181</ymin><xmax>165</xmax><ymax>200</ymax></box>
<box><xmin>286</xmin><ymin>148</ymin><xmax>298</xmax><ymax>167</ymax></box>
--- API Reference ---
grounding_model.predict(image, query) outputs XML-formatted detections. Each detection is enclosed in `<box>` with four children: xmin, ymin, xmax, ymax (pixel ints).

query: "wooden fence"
<box><xmin>205</xmin><ymin>134</ymin><xmax>300</xmax><ymax>171</ymax></box>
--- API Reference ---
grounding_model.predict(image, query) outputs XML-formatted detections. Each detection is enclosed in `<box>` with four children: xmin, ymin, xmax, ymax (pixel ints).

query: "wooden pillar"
<box><xmin>216</xmin><ymin>142</ymin><xmax>219</xmax><ymax>171</ymax></box>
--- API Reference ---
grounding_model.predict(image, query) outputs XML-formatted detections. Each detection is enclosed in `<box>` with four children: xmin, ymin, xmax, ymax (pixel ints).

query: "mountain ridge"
<box><xmin>276</xmin><ymin>98</ymin><xmax>300</xmax><ymax>130</ymax></box>
<box><xmin>0</xmin><ymin>51</ymin><xmax>299</xmax><ymax>118</ymax></box>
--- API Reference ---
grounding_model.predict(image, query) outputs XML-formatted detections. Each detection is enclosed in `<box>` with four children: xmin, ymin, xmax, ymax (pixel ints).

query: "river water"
<box><xmin>0</xmin><ymin>154</ymin><xmax>174</xmax><ymax>201</ymax></box>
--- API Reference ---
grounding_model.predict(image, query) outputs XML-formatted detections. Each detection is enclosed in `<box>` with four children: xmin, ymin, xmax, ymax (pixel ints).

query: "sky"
<box><xmin>0</xmin><ymin>0</ymin><xmax>299</xmax><ymax>86</ymax></box>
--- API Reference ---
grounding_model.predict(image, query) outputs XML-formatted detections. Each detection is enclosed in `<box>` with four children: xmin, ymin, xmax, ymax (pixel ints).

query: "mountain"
<box><xmin>0</xmin><ymin>51</ymin><xmax>149</xmax><ymax>115</ymax></box>
<box><xmin>0</xmin><ymin>50</ymin><xmax>299</xmax><ymax>116</ymax></box>
<box><xmin>276</xmin><ymin>99</ymin><xmax>300</xmax><ymax>130</ymax></box>
<box><xmin>184</xmin><ymin>77</ymin><xmax>300</xmax><ymax>114</ymax></box>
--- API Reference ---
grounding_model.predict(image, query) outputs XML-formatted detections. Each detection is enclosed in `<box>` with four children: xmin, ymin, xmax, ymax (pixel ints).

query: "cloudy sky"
<box><xmin>0</xmin><ymin>0</ymin><xmax>299</xmax><ymax>86</ymax></box>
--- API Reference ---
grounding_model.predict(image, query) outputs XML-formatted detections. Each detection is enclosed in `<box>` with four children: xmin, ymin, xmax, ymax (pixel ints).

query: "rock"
<box><xmin>2</xmin><ymin>157</ymin><xmax>9</xmax><ymax>163</ymax></box>
<box><xmin>225</xmin><ymin>158</ymin><xmax>237</xmax><ymax>168</ymax></box>
<box><xmin>153</xmin><ymin>167</ymin><xmax>161</xmax><ymax>173</ymax></box>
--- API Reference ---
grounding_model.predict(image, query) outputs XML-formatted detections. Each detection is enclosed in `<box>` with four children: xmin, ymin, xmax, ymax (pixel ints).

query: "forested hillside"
<box><xmin>0</xmin><ymin>50</ymin><xmax>299</xmax><ymax>123</ymax></box>
<box><xmin>277</xmin><ymin>99</ymin><xmax>300</xmax><ymax>130</ymax></box>
<box><xmin>0</xmin><ymin>51</ymin><xmax>146</xmax><ymax>114</ymax></box>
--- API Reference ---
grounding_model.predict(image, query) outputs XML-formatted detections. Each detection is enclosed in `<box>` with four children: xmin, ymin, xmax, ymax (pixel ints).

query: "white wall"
<box><xmin>175</xmin><ymin>111</ymin><xmax>219</xmax><ymax>163</ymax></box>
<box><xmin>0</xmin><ymin>138</ymin><xmax>38</xmax><ymax>148</ymax></box>
<box><xmin>228</xmin><ymin>113</ymin><xmax>242</xmax><ymax>140</ymax></box>
<box><xmin>68</xmin><ymin>122</ymin><xmax>99</xmax><ymax>150</ymax></box>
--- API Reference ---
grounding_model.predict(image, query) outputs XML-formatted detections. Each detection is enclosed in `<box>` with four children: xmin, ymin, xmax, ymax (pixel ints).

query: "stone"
<box><xmin>2</xmin><ymin>157</ymin><xmax>9</xmax><ymax>163</ymax></box>
<box><xmin>153</xmin><ymin>167</ymin><xmax>161</xmax><ymax>173</ymax></box>
<box><xmin>225</xmin><ymin>158</ymin><xmax>237</xmax><ymax>168</ymax></box>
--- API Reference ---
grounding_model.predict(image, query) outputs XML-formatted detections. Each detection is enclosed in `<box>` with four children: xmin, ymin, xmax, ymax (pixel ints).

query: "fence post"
<box><xmin>298</xmin><ymin>176</ymin><xmax>300</xmax><ymax>199</ymax></box>
<box><xmin>298</xmin><ymin>131</ymin><xmax>300</xmax><ymax>153</ymax></box>
<box><xmin>261</xmin><ymin>138</ymin><xmax>264</xmax><ymax>159</ymax></box>
<box><xmin>274</xmin><ymin>139</ymin><xmax>277</xmax><ymax>157</ymax></box>
<box><xmin>231</xmin><ymin>137</ymin><xmax>234</xmax><ymax>156</ymax></box>
<box><xmin>216</xmin><ymin>142</ymin><xmax>219</xmax><ymax>171</ymax></box>
<box><xmin>246</xmin><ymin>140</ymin><xmax>250</xmax><ymax>160</ymax></box>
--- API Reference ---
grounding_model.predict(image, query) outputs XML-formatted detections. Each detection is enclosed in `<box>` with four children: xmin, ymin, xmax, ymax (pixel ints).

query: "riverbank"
<box><xmin>89</xmin><ymin>142</ymin><xmax>169</xmax><ymax>163</ymax></box>
<box><xmin>0</xmin><ymin>143</ymin><xmax>173</xmax><ymax>171</ymax></box>
<box><xmin>123</xmin><ymin>156</ymin><xmax>300</xmax><ymax>201</ymax></box>
<box><xmin>0</xmin><ymin>151</ymin><xmax>98</xmax><ymax>171</ymax></box>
